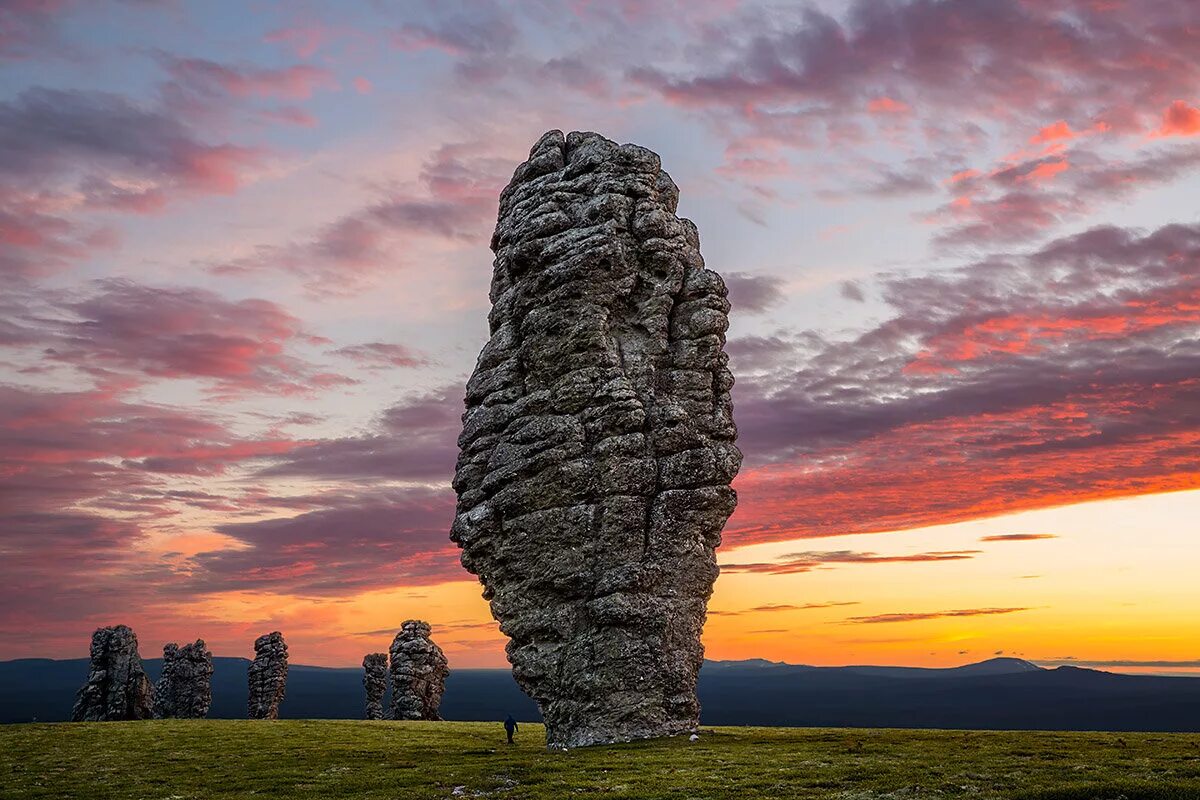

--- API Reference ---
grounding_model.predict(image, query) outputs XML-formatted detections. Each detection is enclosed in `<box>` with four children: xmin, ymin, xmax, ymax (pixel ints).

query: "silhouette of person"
<box><xmin>504</xmin><ymin>714</ymin><xmax>518</xmax><ymax>744</ymax></box>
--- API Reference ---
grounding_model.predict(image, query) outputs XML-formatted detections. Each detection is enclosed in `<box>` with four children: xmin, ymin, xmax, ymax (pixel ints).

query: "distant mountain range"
<box><xmin>3</xmin><ymin>656</ymin><xmax>1197</xmax><ymax>731</ymax></box>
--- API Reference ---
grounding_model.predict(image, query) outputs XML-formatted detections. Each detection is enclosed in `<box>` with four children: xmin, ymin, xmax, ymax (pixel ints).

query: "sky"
<box><xmin>1</xmin><ymin>0</ymin><xmax>1198</xmax><ymax>675</ymax></box>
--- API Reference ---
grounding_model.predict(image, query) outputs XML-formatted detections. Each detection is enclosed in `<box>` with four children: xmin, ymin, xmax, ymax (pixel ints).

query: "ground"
<box><xmin>2</xmin><ymin>721</ymin><xmax>1199</xmax><ymax>799</ymax></box>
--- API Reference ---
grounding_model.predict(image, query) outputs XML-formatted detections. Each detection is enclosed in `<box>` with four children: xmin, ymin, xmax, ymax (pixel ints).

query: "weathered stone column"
<box><xmin>71</xmin><ymin>625</ymin><xmax>154</xmax><ymax>721</ymax></box>
<box><xmin>450</xmin><ymin>130</ymin><xmax>740</xmax><ymax>747</ymax></box>
<box><xmin>153</xmin><ymin>639</ymin><xmax>213</xmax><ymax>719</ymax></box>
<box><xmin>363</xmin><ymin>652</ymin><xmax>388</xmax><ymax>720</ymax></box>
<box><xmin>388</xmin><ymin>621</ymin><xmax>448</xmax><ymax>720</ymax></box>
<box><xmin>247</xmin><ymin>631</ymin><xmax>288</xmax><ymax>719</ymax></box>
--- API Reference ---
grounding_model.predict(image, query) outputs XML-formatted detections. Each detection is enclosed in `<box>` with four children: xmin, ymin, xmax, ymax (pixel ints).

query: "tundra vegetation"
<box><xmin>3</xmin><ymin>720</ymin><xmax>1198</xmax><ymax>799</ymax></box>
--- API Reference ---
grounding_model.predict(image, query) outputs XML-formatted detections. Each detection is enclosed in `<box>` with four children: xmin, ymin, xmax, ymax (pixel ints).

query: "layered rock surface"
<box><xmin>388</xmin><ymin>620</ymin><xmax>448</xmax><ymax>721</ymax></box>
<box><xmin>153</xmin><ymin>639</ymin><xmax>213</xmax><ymax>719</ymax></box>
<box><xmin>71</xmin><ymin>625</ymin><xmax>154</xmax><ymax>721</ymax></box>
<box><xmin>247</xmin><ymin>631</ymin><xmax>288</xmax><ymax>719</ymax></box>
<box><xmin>362</xmin><ymin>652</ymin><xmax>388</xmax><ymax>720</ymax></box>
<box><xmin>450</xmin><ymin>130</ymin><xmax>740</xmax><ymax>747</ymax></box>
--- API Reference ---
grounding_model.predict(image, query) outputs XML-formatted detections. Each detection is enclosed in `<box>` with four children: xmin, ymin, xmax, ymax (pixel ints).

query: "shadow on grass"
<box><xmin>1015</xmin><ymin>783</ymin><xmax>1200</xmax><ymax>800</ymax></box>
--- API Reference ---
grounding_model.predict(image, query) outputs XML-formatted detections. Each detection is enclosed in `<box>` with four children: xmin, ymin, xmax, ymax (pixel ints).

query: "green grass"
<box><xmin>2</xmin><ymin>721</ymin><xmax>1199</xmax><ymax>799</ymax></box>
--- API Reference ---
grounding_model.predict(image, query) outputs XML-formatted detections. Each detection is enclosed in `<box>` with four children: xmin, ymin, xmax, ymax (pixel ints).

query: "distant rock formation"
<box><xmin>71</xmin><ymin>625</ymin><xmax>154</xmax><ymax>721</ymax></box>
<box><xmin>247</xmin><ymin>631</ymin><xmax>288</xmax><ymax>719</ymax></box>
<box><xmin>450</xmin><ymin>130</ymin><xmax>740</xmax><ymax>748</ymax></box>
<box><xmin>388</xmin><ymin>621</ymin><xmax>448</xmax><ymax>720</ymax></box>
<box><xmin>363</xmin><ymin>652</ymin><xmax>388</xmax><ymax>720</ymax></box>
<box><xmin>153</xmin><ymin>639</ymin><xmax>213</xmax><ymax>719</ymax></box>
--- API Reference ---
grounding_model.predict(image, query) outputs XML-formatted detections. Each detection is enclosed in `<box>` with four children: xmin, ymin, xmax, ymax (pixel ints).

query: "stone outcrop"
<box><xmin>71</xmin><ymin>625</ymin><xmax>154</xmax><ymax>721</ymax></box>
<box><xmin>247</xmin><ymin>631</ymin><xmax>288</xmax><ymax>719</ymax></box>
<box><xmin>363</xmin><ymin>652</ymin><xmax>388</xmax><ymax>720</ymax></box>
<box><xmin>153</xmin><ymin>639</ymin><xmax>213</xmax><ymax>719</ymax></box>
<box><xmin>388</xmin><ymin>620</ymin><xmax>448</xmax><ymax>720</ymax></box>
<box><xmin>449</xmin><ymin>130</ymin><xmax>740</xmax><ymax>748</ymax></box>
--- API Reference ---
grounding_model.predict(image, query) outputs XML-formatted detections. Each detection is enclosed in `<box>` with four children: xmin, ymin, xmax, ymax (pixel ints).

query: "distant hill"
<box><xmin>3</xmin><ymin>656</ymin><xmax>1198</xmax><ymax>731</ymax></box>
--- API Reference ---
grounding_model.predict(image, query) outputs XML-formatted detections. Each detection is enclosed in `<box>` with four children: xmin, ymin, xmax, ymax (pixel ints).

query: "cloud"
<box><xmin>187</xmin><ymin>488</ymin><xmax>460</xmax><ymax>595</ymax></box>
<box><xmin>5</xmin><ymin>279</ymin><xmax>349</xmax><ymax>395</ymax></box>
<box><xmin>633</xmin><ymin>1</ymin><xmax>1200</xmax><ymax>143</ymax></box>
<box><xmin>212</xmin><ymin>141</ymin><xmax>508</xmax><ymax>288</ymax></box>
<box><xmin>159</xmin><ymin>55</ymin><xmax>337</xmax><ymax>100</ymax></box>
<box><xmin>258</xmin><ymin>384</ymin><xmax>461</xmax><ymax>483</ymax></box>
<box><xmin>1153</xmin><ymin>100</ymin><xmax>1200</xmax><ymax>138</ymax></box>
<box><xmin>839</xmin><ymin>281</ymin><xmax>865</xmax><ymax>302</ymax></box>
<box><xmin>330</xmin><ymin>342</ymin><xmax>428</xmax><ymax>369</ymax></box>
<box><xmin>0</xmin><ymin>0</ymin><xmax>73</xmax><ymax>60</ymax></box>
<box><xmin>389</xmin><ymin>0</ymin><xmax>518</xmax><ymax>60</ymax></box>
<box><xmin>722</xmin><ymin>549</ymin><xmax>980</xmax><ymax>575</ymax></box>
<box><xmin>726</xmin><ymin>220</ymin><xmax>1200</xmax><ymax>543</ymax></box>
<box><xmin>931</xmin><ymin>144</ymin><xmax>1200</xmax><ymax>246</ymax></box>
<box><xmin>0</xmin><ymin>87</ymin><xmax>264</xmax><ymax>196</ymax></box>
<box><xmin>625</xmin><ymin>0</ymin><xmax>1200</xmax><ymax>244</ymax></box>
<box><xmin>711</xmin><ymin>601</ymin><xmax>860</xmax><ymax>616</ymax></box>
<box><xmin>844</xmin><ymin>607</ymin><xmax>1032</xmax><ymax>624</ymax></box>
<box><xmin>0</xmin><ymin>195</ymin><xmax>120</xmax><ymax>278</ymax></box>
<box><xmin>980</xmin><ymin>534</ymin><xmax>1057</xmax><ymax>542</ymax></box>
<box><xmin>0</xmin><ymin>380</ymin><xmax>326</xmax><ymax>634</ymax></box>
<box><xmin>724</xmin><ymin>272</ymin><xmax>786</xmax><ymax>314</ymax></box>
<box><xmin>867</xmin><ymin>97</ymin><xmax>910</xmax><ymax>116</ymax></box>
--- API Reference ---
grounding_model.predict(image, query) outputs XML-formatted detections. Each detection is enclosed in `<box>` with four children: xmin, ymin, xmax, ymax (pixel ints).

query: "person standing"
<box><xmin>503</xmin><ymin>714</ymin><xmax>518</xmax><ymax>744</ymax></box>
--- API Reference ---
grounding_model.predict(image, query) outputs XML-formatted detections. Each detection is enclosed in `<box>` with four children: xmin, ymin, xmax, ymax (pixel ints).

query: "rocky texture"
<box><xmin>247</xmin><ymin>631</ymin><xmax>288</xmax><ymax>720</ymax></box>
<box><xmin>362</xmin><ymin>652</ymin><xmax>388</xmax><ymax>720</ymax></box>
<box><xmin>449</xmin><ymin>130</ymin><xmax>740</xmax><ymax>748</ymax></box>
<box><xmin>71</xmin><ymin>625</ymin><xmax>154</xmax><ymax>721</ymax></box>
<box><xmin>388</xmin><ymin>621</ymin><xmax>449</xmax><ymax>721</ymax></box>
<box><xmin>153</xmin><ymin>639</ymin><xmax>213</xmax><ymax>719</ymax></box>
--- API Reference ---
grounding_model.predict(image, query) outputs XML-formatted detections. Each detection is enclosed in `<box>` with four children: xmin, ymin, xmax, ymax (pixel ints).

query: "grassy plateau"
<box><xmin>2</xmin><ymin>720</ymin><xmax>1199</xmax><ymax>799</ymax></box>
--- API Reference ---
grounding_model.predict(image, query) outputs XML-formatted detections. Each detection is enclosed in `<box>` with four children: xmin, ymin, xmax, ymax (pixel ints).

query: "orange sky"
<box><xmin>93</xmin><ymin>488</ymin><xmax>1196</xmax><ymax>676</ymax></box>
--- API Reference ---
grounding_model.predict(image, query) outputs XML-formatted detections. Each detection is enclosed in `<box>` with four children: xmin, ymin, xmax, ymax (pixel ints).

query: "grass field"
<box><xmin>2</xmin><ymin>720</ymin><xmax>1199</xmax><ymax>799</ymax></box>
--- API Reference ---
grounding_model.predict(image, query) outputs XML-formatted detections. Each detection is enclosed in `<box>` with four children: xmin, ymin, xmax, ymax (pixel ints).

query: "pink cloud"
<box><xmin>263</xmin><ymin>24</ymin><xmax>326</xmax><ymax>58</ymax></box>
<box><xmin>632</xmin><ymin>1</ymin><xmax>1200</xmax><ymax>157</ymax></box>
<box><xmin>725</xmin><ymin>221</ymin><xmax>1200</xmax><ymax>544</ymax></box>
<box><xmin>161</xmin><ymin>56</ymin><xmax>337</xmax><ymax>100</ymax></box>
<box><xmin>0</xmin><ymin>87</ymin><xmax>269</xmax><ymax>216</ymax></box>
<box><xmin>867</xmin><ymin>96</ymin><xmax>910</xmax><ymax>115</ymax></box>
<box><xmin>212</xmin><ymin>141</ymin><xmax>509</xmax><ymax>287</ymax></box>
<box><xmin>1153</xmin><ymin>100</ymin><xmax>1200</xmax><ymax>138</ymax></box>
<box><xmin>331</xmin><ymin>342</ymin><xmax>428</xmax><ymax>369</ymax></box>
<box><xmin>5</xmin><ymin>279</ymin><xmax>350</xmax><ymax>395</ymax></box>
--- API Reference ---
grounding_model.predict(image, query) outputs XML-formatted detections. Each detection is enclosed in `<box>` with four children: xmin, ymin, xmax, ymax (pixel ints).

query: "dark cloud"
<box><xmin>259</xmin><ymin>384</ymin><xmax>461</xmax><ymax>483</ymax></box>
<box><xmin>0</xmin><ymin>87</ymin><xmax>262</xmax><ymax>194</ymax></box>
<box><xmin>4</xmin><ymin>279</ymin><xmax>350</xmax><ymax>395</ymax></box>
<box><xmin>839</xmin><ymin>281</ymin><xmax>865</xmax><ymax>302</ymax></box>
<box><xmin>723</xmin><ymin>549</ymin><xmax>980</xmax><ymax>575</ymax></box>
<box><xmin>844</xmin><ymin>608</ymin><xmax>1032</xmax><ymax>624</ymax></box>
<box><xmin>711</xmin><ymin>601</ymin><xmax>861</xmax><ymax>616</ymax></box>
<box><xmin>980</xmin><ymin>534</ymin><xmax>1057</xmax><ymax>542</ymax></box>
<box><xmin>330</xmin><ymin>342</ymin><xmax>429</xmax><ymax>369</ymax></box>
<box><xmin>724</xmin><ymin>271</ymin><xmax>786</xmax><ymax>314</ymax></box>
<box><xmin>157</xmin><ymin>54</ymin><xmax>337</xmax><ymax>101</ymax></box>
<box><xmin>187</xmin><ymin>488</ymin><xmax>460</xmax><ymax>595</ymax></box>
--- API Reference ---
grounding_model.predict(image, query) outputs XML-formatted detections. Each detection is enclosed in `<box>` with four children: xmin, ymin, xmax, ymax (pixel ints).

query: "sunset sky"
<box><xmin>2</xmin><ymin>0</ymin><xmax>1198</xmax><ymax>675</ymax></box>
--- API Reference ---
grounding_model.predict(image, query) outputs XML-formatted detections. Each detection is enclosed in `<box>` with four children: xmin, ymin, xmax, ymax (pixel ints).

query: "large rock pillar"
<box><xmin>450</xmin><ymin>130</ymin><xmax>740</xmax><ymax>747</ymax></box>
